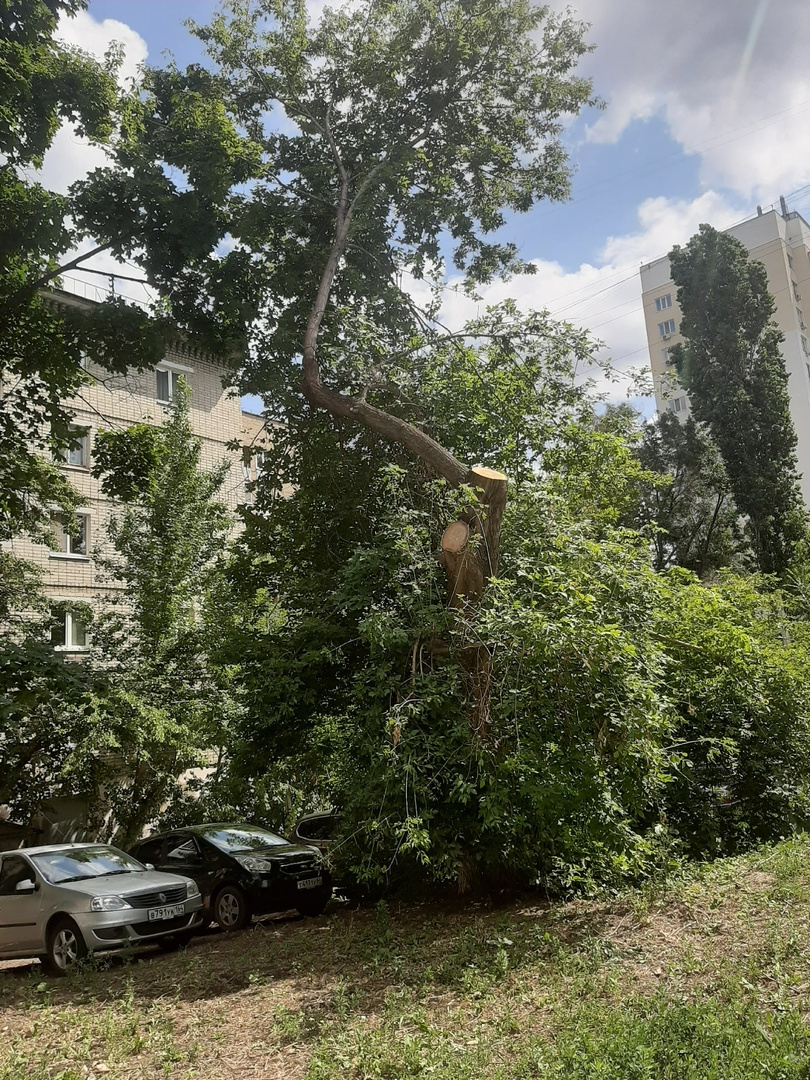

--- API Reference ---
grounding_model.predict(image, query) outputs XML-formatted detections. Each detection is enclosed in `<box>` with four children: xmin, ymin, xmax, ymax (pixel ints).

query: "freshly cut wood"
<box><xmin>441</xmin><ymin>520</ymin><xmax>470</xmax><ymax>553</ymax></box>
<box><xmin>466</xmin><ymin>466</ymin><xmax>507</xmax><ymax>579</ymax></box>
<box><xmin>436</xmin><ymin>466</ymin><xmax>507</xmax><ymax>742</ymax></box>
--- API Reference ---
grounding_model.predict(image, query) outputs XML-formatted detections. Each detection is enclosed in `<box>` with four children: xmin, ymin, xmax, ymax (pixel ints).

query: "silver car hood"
<box><xmin>50</xmin><ymin>870</ymin><xmax>190</xmax><ymax>898</ymax></box>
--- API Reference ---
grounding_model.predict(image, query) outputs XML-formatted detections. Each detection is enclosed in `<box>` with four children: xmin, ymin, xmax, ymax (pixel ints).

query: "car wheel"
<box><xmin>41</xmin><ymin>917</ymin><xmax>88</xmax><ymax>976</ymax></box>
<box><xmin>296</xmin><ymin>885</ymin><xmax>331</xmax><ymax>917</ymax></box>
<box><xmin>213</xmin><ymin>884</ymin><xmax>250</xmax><ymax>931</ymax></box>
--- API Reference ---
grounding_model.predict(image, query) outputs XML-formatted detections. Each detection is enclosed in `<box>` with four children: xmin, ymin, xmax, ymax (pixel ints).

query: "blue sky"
<box><xmin>49</xmin><ymin>0</ymin><xmax>810</xmax><ymax>407</ymax></box>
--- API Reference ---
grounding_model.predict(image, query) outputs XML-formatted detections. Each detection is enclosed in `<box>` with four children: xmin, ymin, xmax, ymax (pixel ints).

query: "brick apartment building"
<box><xmin>5</xmin><ymin>288</ymin><xmax>271</xmax><ymax>652</ymax></box>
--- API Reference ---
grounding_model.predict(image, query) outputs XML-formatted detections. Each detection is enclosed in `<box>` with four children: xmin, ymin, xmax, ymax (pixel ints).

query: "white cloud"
<box><xmin>553</xmin><ymin>0</ymin><xmax>810</xmax><ymax>202</ymax></box>
<box><xmin>37</xmin><ymin>12</ymin><xmax>148</xmax><ymax>196</ymax></box>
<box><xmin>57</xmin><ymin>10</ymin><xmax>147</xmax><ymax>87</ymax></box>
<box><xmin>426</xmin><ymin>190</ymin><xmax>749</xmax><ymax>408</ymax></box>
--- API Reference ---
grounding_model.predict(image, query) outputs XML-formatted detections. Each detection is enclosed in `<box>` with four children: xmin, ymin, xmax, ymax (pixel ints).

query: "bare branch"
<box><xmin>23</xmin><ymin>243</ymin><xmax>113</xmax><ymax>295</ymax></box>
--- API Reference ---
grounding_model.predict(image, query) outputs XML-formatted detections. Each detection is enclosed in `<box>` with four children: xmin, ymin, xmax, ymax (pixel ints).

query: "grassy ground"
<box><xmin>3</xmin><ymin>838</ymin><xmax>810</xmax><ymax>1079</ymax></box>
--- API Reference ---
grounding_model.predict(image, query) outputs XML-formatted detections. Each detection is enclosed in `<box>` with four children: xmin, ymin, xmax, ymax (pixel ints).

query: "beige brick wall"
<box><xmin>4</xmin><ymin>292</ymin><xmax>283</xmax><ymax>642</ymax></box>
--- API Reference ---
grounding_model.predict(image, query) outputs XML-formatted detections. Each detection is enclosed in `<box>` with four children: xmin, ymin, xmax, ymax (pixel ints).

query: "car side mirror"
<box><xmin>144</xmin><ymin>863</ymin><xmax>155</xmax><ymax>871</ymax></box>
<box><xmin>15</xmin><ymin>878</ymin><xmax>37</xmax><ymax>894</ymax></box>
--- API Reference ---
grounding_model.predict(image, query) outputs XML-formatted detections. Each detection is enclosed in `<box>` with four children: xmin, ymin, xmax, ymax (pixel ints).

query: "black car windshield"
<box><xmin>31</xmin><ymin>846</ymin><xmax>145</xmax><ymax>884</ymax></box>
<box><xmin>198</xmin><ymin>825</ymin><xmax>289</xmax><ymax>853</ymax></box>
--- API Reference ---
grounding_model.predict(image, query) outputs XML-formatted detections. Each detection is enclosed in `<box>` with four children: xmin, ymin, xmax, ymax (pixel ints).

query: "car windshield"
<box><xmin>198</xmin><ymin>825</ymin><xmax>289</xmax><ymax>853</ymax></box>
<box><xmin>31</xmin><ymin>846</ymin><xmax>145</xmax><ymax>884</ymax></box>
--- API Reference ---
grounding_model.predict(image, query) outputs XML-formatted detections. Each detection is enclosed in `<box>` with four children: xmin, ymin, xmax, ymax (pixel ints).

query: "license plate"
<box><xmin>297</xmin><ymin>876</ymin><xmax>322</xmax><ymax>890</ymax></box>
<box><xmin>148</xmin><ymin>903</ymin><xmax>185</xmax><ymax>921</ymax></box>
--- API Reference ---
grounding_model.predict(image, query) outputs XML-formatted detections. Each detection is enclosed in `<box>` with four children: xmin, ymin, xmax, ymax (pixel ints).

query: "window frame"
<box><xmin>0</xmin><ymin>854</ymin><xmax>35</xmax><ymax>895</ymax></box>
<box><xmin>50</xmin><ymin>512</ymin><xmax>90</xmax><ymax>560</ymax></box>
<box><xmin>60</xmin><ymin>425</ymin><xmax>89</xmax><ymax>469</ymax></box>
<box><xmin>658</xmin><ymin>319</ymin><xmax>677</xmax><ymax>338</ymax></box>
<box><xmin>654</xmin><ymin>293</ymin><xmax>672</xmax><ymax>312</ymax></box>
<box><xmin>155</xmin><ymin>360</ymin><xmax>193</xmax><ymax>404</ymax></box>
<box><xmin>51</xmin><ymin>606</ymin><xmax>90</xmax><ymax>652</ymax></box>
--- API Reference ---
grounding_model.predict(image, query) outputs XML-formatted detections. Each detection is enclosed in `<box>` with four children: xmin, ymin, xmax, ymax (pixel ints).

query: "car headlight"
<box><xmin>186</xmin><ymin>880</ymin><xmax>200</xmax><ymax>898</ymax></box>
<box><xmin>90</xmin><ymin>895</ymin><xmax>130</xmax><ymax>912</ymax></box>
<box><xmin>235</xmin><ymin>855</ymin><xmax>275</xmax><ymax>873</ymax></box>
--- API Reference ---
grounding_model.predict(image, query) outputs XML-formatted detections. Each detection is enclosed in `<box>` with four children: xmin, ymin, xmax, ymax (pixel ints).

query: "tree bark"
<box><xmin>440</xmin><ymin>466</ymin><xmax>508</xmax><ymax>606</ymax></box>
<box><xmin>440</xmin><ymin>466</ymin><xmax>508</xmax><ymax>739</ymax></box>
<box><xmin>298</xmin><ymin>163</ymin><xmax>507</xmax><ymax>745</ymax></box>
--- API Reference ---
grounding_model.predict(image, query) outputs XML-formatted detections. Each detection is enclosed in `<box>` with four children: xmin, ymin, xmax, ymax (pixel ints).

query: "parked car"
<box><xmin>290</xmin><ymin>810</ymin><xmax>342</xmax><ymax>858</ymax></box>
<box><xmin>129</xmin><ymin>822</ymin><xmax>332</xmax><ymax>932</ymax></box>
<box><xmin>0</xmin><ymin>843</ymin><xmax>204</xmax><ymax>975</ymax></box>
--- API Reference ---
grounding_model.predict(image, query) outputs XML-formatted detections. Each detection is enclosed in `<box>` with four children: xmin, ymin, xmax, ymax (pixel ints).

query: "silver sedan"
<box><xmin>0</xmin><ymin>843</ymin><xmax>204</xmax><ymax>974</ymax></box>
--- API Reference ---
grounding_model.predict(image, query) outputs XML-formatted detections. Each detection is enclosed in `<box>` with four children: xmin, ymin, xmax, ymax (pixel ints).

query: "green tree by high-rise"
<box><xmin>668</xmin><ymin>224</ymin><xmax>806</xmax><ymax>574</ymax></box>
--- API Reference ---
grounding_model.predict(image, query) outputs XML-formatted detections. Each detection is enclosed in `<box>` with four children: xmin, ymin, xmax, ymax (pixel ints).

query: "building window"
<box><xmin>658</xmin><ymin>319</ymin><xmax>676</xmax><ymax>338</ymax></box>
<box><xmin>661</xmin><ymin>347</ymin><xmax>672</xmax><ymax>365</ymax></box>
<box><xmin>51</xmin><ymin>607</ymin><xmax>89</xmax><ymax>650</ymax></box>
<box><xmin>60</xmin><ymin>426</ymin><xmax>88</xmax><ymax>468</ymax></box>
<box><xmin>798</xmin><ymin>307</ymin><xmax>806</xmax><ymax>329</ymax></box>
<box><xmin>669</xmin><ymin>396</ymin><xmax>686</xmax><ymax>414</ymax></box>
<box><xmin>802</xmin><ymin>335</ymin><xmax>809</xmax><ymax>356</ymax></box>
<box><xmin>788</xmin><ymin>252</ymin><xmax>795</xmax><ymax>269</ymax></box>
<box><xmin>51</xmin><ymin>513</ymin><xmax>89</xmax><ymax>558</ymax></box>
<box><xmin>156</xmin><ymin>368</ymin><xmax>180</xmax><ymax>403</ymax></box>
<box><xmin>794</xmin><ymin>281</ymin><xmax>802</xmax><ymax>302</ymax></box>
<box><xmin>655</xmin><ymin>294</ymin><xmax>672</xmax><ymax>312</ymax></box>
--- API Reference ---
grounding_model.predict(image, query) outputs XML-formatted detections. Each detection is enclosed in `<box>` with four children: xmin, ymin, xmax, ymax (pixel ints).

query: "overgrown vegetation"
<box><xmin>4</xmin><ymin>0</ymin><xmax>810</xmax><ymax>908</ymax></box>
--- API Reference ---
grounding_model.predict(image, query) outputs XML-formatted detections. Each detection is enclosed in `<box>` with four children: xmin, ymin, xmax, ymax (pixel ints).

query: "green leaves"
<box><xmin>669</xmin><ymin>225</ymin><xmax>807</xmax><ymax>574</ymax></box>
<box><xmin>92</xmin><ymin>425</ymin><xmax>165</xmax><ymax>502</ymax></box>
<box><xmin>74</xmin><ymin>0</ymin><xmax>597</xmax><ymax>424</ymax></box>
<box><xmin>0</xmin><ymin>0</ymin><xmax>118</xmax><ymax>165</ymax></box>
<box><xmin>0</xmin><ymin>0</ymin><xmax>177</xmax><ymax>551</ymax></box>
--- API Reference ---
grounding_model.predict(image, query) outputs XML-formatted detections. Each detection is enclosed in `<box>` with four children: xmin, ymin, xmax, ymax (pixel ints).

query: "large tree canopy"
<box><xmin>668</xmin><ymin>224</ymin><xmax>807</xmax><ymax>575</ymax></box>
<box><xmin>74</xmin><ymin>0</ymin><xmax>597</xmax><ymax>480</ymax></box>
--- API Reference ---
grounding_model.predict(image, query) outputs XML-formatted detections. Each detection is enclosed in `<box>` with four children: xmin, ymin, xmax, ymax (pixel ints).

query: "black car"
<box><xmin>130</xmin><ymin>823</ymin><xmax>331</xmax><ymax>932</ymax></box>
<box><xmin>291</xmin><ymin>810</ymin><xmax>342</xmax><ymax>858</ymax></box>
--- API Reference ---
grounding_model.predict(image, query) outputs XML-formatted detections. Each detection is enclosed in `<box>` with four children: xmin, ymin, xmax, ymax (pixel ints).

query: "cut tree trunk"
<box><xmin>440</xmin><ymin>466</ymin><xmax>508</xmax><ymax>739</ymax></box>
<box><xmin>440</xmin><ymin>465</ymin><xmax>508</xmax><ymax>606</ymax></box>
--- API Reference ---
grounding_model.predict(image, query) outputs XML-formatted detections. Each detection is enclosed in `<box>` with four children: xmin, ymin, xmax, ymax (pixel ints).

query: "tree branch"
<box><xmin>25</xmin><ymin>243</ymin><xmax>113</xmax><ymax>294</ymax></box>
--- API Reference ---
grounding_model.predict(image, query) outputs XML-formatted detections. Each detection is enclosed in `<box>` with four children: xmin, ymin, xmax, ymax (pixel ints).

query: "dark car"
<box><xmin>130</xmin><ymin>823</ymin><xmax>331</xmax><ymax>932</ymax></box>
<box><xmin>290</xmin><ymin>810</ymin><xmax>342</xmax><ymax>858</ymax></box>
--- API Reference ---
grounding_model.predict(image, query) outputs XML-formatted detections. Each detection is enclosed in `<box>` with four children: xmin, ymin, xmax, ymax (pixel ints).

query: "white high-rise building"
<box><xmin>640</xmin><ymin>201</ymin><xmax>810</xmax><ymax>506</ymax></box>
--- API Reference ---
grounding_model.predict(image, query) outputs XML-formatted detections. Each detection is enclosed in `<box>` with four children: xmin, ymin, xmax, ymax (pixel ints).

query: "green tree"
<box><xmin>73</xmin><ymin>0</ymin><xmax>596</xmax><ymax>586</ymax></box>
<box><xmin>0</xmin><ymin>637</ymin><xmax>102</xmax><ymax>822</ymax></box>
<box><xmin>634</xmin><ymin>413</ymin><xmax>745</xmax><ymax>577</ymax></box>
<box><xmin>668</xmin><ymin>225</ymin><xmax>807</xmax><ymax>574</ymax></box>
<box><xmin>71</xmin><ymin>0</ymin><xmax>598</xmax><ymax>763</ymax></box>
<box><xmin>88</xmin><ymin>383</ymin><xmax>236</xmax><ymax>844</ymax></box>
<box><xmin>200</xmin><ymin>342</ymin><xmax>690</xmax><ymax>892</ymax></box>
<box><xmin>0</xmin><ymin>0</ymin><xmax>172</xmax><ymax>551</ymax></box>
<box><xmin>655</xmin><ymin>569</ymin><xmax>810</xmax><ymax>856</ymax></box>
